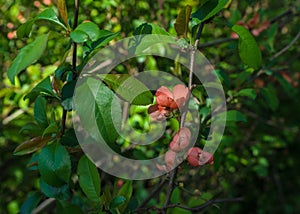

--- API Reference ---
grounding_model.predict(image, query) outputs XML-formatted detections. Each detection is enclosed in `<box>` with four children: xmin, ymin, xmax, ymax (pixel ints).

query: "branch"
<box><xmin>136</xmin><ymin>197</ymin><xmax>244</xmax><ymax>213</ymax></box>
<box><xmin>60</xmin><ymin>0</ymin><xmax>80</xmax><ymax>136</ymax></box>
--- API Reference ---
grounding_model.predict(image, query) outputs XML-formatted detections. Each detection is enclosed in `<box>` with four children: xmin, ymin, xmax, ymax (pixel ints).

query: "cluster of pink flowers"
<box><xmin>232</xmin><ymin>12</ymin><xmax>270</xmax><ymax>38</ymax></box>
<box><xmin>149</xmin><ymin>85</ymin><xmax>214</xmax><ymax>171</ymax></box>
<box><xmin>148</xmin><ymin>84</ymin><xmax>189</xmax><ymax>121</ymax></box>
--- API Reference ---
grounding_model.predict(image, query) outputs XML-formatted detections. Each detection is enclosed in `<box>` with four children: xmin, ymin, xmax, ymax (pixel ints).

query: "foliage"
<box><xmin>1</xmin><ymin>0</ymin><xmax>300</xmax><ymax>213</ymax></box>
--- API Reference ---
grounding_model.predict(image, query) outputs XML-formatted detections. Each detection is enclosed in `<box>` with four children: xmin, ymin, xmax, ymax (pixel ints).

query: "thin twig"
<box><xmin>198</xmin><ymin>37</ymin><xmax>234</xmax><ymax>48</ymax></box>
<box><xmin>32</xmin><ymin>198</ymin><xmax>56</xmax><ymax>214</ymax></box>
<box><xmin>270</xmin><ymin>30</ymin><xmax>300</xmax><ymax>61</ymax></box>
<box><xmin>137</xmin><ymin>177</ymin><xmax>168</xmax><ymax>208</ymax></box>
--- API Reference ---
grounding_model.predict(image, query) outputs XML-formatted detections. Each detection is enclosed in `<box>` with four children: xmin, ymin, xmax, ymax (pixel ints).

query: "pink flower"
<box><xmin>187</xmin><ymin>147</ymin><xmax>214</xmax><ymax>166</ymax></box>
<box><xmin>169</xmin><ymin>127</ymin><xmax>191</xmax><ymax>152</ymax></box>
<box><xmin>156</xmin><ymin>150</ymin><xmax>177</xmax><ymax>172</ymax></box>
<box><xmin>148</xmin><ymin>84</ymin><xmax>189</xmax><ymax>120</ymax></box>
<box><xmin>156</xmin><ymin>84</ymin><xmax>189</xmax><ymax>109</ymax></box>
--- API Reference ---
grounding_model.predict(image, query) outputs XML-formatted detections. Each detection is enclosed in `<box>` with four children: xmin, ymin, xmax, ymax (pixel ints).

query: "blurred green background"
<box><xmin>1</xmin><ymin>0</ymin><xmax>300</xmax><ymax>213</ymax></box>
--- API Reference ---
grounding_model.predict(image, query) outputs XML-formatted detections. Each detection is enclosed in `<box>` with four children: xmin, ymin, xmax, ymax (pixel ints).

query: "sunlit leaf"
<box><xmin>232</xmin><ymin>25</ymin><xmax>262</xmax><ymax>69</ymax></box>
<box><xmin>192</xmin><ymin>0</ymin><xmax>229</xmax><ymax>22</ymax></box>
<box><xmin>8</xmin><ymin>34</ymin><xmax>48</xmax><ymax>84</ymax></box>
<box><xmin>98</xmin><ymin>74</ymin><xmax>153</xmax><ymax>105</ymax></box>
<box><xmin>17</xmin><ymin>8</ymin><xmax>67</xmax><ymax>38</ymax></box>
<box><xmin>70</xmin><ymin>22</ymin><xmax>100</xmax><ymax>43</ymax></box>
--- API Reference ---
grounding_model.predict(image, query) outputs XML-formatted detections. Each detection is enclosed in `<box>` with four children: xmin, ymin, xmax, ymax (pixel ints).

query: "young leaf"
<box><xmin>192</xmin><ymin>0</ymin><xmax>229</xmax><ymax>22</ymax></box>
<box><xmin>34</xmin><ymin>96</ymin><xmax>48</xmax><ymax>128</ymax></box>
<box><xmin>57</xmin><ymin>0</ymin><xmax>69</xmax><ymax>28</ymax></box>
<box><xmin>77</xmin><ymin>155</ymin><xmax>101</xmax><ymax>203</ymax></box>
<box><xmin>38</xmin><ymin>142</ymin><xmax>71</xmax><ymax>187</ymax></box>
<box><xmin>117</xmin><ymin>181</ymin><xmax>133</xmax><ymax>213</ymax></box>
<box><xmin>13</xmin><ymin>136</ymin><xmax>50</xmax><ymax>156</ymax></box>
<box><xmin>8</xmin><ymin>34</ymin><xmax>48</xmax><ymax>84</ymax></box>
<box><xmin>98</xmin><ymin>74</ymin><xmax>153</xmax><ymax>105</ymax></box>
<box><xmin>174</xmin><ymin>5</ymin><xmax>192</xmax><ymax>38</ymax></box>
<box><xmin>20</xmin><ymin>191</ymin><xmax>43</xmax><ymax>214</ymax></box>
<box><xmin>232</xmin><ymin>25</ymin><xmax>262</xmax><ymax>69</ymax></box>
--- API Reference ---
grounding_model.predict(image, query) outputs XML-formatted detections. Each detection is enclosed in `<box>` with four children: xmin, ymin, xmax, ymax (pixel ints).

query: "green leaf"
<box><xmin>17</xmin><ymin>8</ymin><xmax>67</xmax><ymax>38</ymax></box>
<box><xmin>110</xmin><ymin>196</ymin><xmax>126</xmax><ymax>209</ymax></box>
<box><xmin>8</xmin><ymin>34</ymin><xmax>48</xmax><ymax>84</ymax></box>
<box><xmin>98</xmin><ymin>74</ymin><xmax>153</xmax><ymax>105</ymax></box>
<box><xmin>75</xmin><ymin>79</ymin><xmax>121</xmax><ymax>150</ymax></box>
<box><xmin>236</xmin><ymin>88</ymin><xmax>257</xmax><ymax>100</ymax></box>
<box><xmin>60</xmin><ymin>128</ymin><xmax>79</xmax><ymax>147</ymax></box>
<box><xmin>227</xmin><ymin>110</ymin><xmax>247</xmax><ymax>122</ymax></box>
<box><xmin>260</xmin><ymin>87</ymin><xmax>279</xmax><ymax>111</ymax></box>
<box><xmin>117</xmin><ymin>181</ymin><xmax>133</xmax><ymax>212</ymax></box>
<box><xmin>38</xmin><ymin>142</ymin><xmax>71</xmax><ymax>187</ymax></box>
<box><xmin>34</xmin><ymin>96</ymin><xmax>48</xmax><ymax>128</ymax></box>
<box><xmin>70</xmin><ymin>22</ymin><xmax>100</xmax><ymax>43</ymax></box>
<box><xmin>216</xmin><ymin>110</ymin><xmax>247</xmax><ymax>122</ymax></box>
<box><xmin>170</xmin><ymin>187</ymin><xmax>181</xmax><ymax>203</ymax></box>
<box><xmin>90</xmin><ymin>31</ymin><xmax>119</xmax><ymax>49</ymax></box>
<box><xmin>56</xmin><ymin>200</ymin><xmax>83</xmax><ymax>214</ymax></box>
<box><xmin>192</xmin><ymin>0</ymin><xmax>229</xmax><ymax>22</ymax></box>
<box><xmin>174</xmin><ymin>5</ymin><xmax>192</xmax><ymax>38</ymax></box>
<box><xmin>133</xmin><ymin>23</ymin><xmax>169</xmax><ymax>35</ymax></box>
<box><xmin>35</xmin><ymin>8</ymin><xmax>67</xmax><ymax>29</ymax></box>
<box><xmin>40</xmin><ymin>179</ymin><xmax>70</xmax><ymax>200</ymax></box>
<box><xmin>77</xmin><ymin>155</ymin><xmax>101</xmax><ymax>203</ymax></box>
<box><xmin>13</xmin><ymin>136</ymin><xmax>50</xmax><ymax>156</ymax></box>
<box><xmin>20</xmin><ymin>191</ymin><xmax>43</xmax><ymax>214</ymax></box>
<box><xmin>42</xmin><ymin>122</ymin><xmax>59</xmax><ymax>137</ymax></box>
<box><xmin>17</xmin><ymin>20</ymin><xmax>34</xmax><ymax>38</ymax></box>
<box><xmin>61</xmin><ymin>80</ymin><xmax>76</xmax><ymax>111</ymax></box>
<box><xmin>24</xmin><ymin>77</ymin><xmax>57</xmax><ymax>102</ymax></box>
<box><xmin>232</xmin><ymin>25</ymin><xmax>262</xmax><ymax>69</ymax></box>
<box><xmin>19</xmin><ymin>122</ymin><xmax>43</xmax><ymax>135</ymax></box>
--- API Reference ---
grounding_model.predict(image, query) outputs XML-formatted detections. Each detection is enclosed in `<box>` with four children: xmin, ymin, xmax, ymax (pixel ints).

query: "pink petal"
<box><xmin>173</xmin><ymin>84</ymin><xmax>189</xmax><ymax>101</ymax></box>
